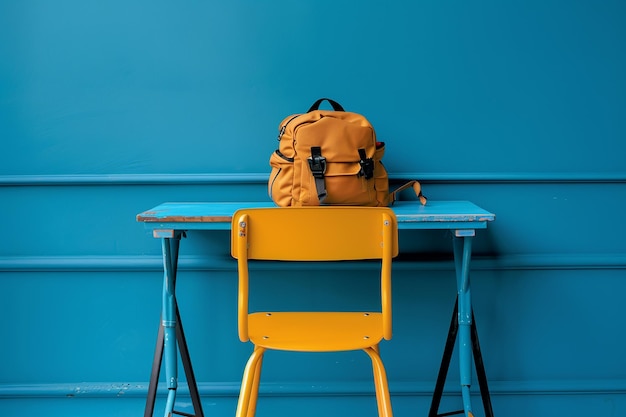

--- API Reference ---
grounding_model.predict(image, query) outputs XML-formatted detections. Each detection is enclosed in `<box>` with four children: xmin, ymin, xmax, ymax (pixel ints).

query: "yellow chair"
<box><xmin>230</xmin><ymin>206</ymin><xmax>399</xmax><ymax>417</ymax></box>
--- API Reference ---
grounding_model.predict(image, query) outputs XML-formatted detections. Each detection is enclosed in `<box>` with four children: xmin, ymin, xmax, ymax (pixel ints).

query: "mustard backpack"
<box><xmin>268</xmin><ymin>98</ymin><xmax>426</xmax><ymax>207</ymax></box>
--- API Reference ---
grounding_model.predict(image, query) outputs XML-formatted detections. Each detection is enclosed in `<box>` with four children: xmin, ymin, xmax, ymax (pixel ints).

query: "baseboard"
<box><xmin>2</xmin><ymin>379</ymin><xmax>625</xmax><ymax>399</ymax></box>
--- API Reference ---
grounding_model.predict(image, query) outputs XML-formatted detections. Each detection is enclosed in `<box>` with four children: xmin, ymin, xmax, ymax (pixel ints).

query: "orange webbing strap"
<box><xmin>388</xmin><ymin>180</ymin><xmax>427</xmax><ymax>206</ymax></box>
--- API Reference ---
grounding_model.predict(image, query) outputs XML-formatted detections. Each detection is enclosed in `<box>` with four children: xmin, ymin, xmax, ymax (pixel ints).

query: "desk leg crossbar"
<box><xmin>144</xmin><ymin>234</ymin><xmax>205</xmax><ymax>417</ymax></box>
<box><xmin>428</xmin><ymin>233</ymin><xmax>494</xmax><ymax>417</ymax></box>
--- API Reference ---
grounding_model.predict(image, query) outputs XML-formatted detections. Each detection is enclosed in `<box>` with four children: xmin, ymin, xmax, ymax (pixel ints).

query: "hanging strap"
<box><xmin>307</xmin><ymin>146</ymin><xmax>328</xmax><ymax>203</ymax></box>
<box><xmin>307</xmin><ymin>98</ymin><xmax>345</xmax><ymax>112</ymax></box>
<box><xmin>388</xmin><ymin>180</ymin><xmax>427</xmax><ymax>206</ymax></box>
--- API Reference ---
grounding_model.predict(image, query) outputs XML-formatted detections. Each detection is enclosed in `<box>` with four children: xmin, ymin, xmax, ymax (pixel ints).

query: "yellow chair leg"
<box><xmin>367</xmin><ymin>345</ymin><xmax>384</xmax><ymax>417</ymax></box>
<box><xmin>246</xmin><ymin>348</ymin><xmax>264</xmax><ymax>417</ymax></box>
<box><xmin>235</xmin><ymin>346</ymin><xmax>266</xmax><ymax>417</ymax></box>
<box><xmin>364</xmin><ymin>347</ymin><xmax>393</xmax><ymax>417</ymax></box>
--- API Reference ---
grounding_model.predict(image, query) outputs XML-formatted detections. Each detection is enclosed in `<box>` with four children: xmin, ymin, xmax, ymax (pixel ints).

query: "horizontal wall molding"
<box><xmin>0</xmin><ymin>173</ymin><xmax>267</xmax><ymax>186</ymax></box>
<box><xmin>2</xmin><ymin>172</ymin><xmax>626</xmax><ymax>186</ymax></box>
<box><xmin>1</xmin><ymin>379</ymin><xmax>625</xmax><ymax>399</ymax></box>
<box><xmin>1</xmin><ymin>254</ymin><xmax>625</xmax><ymax>273</ymax></box>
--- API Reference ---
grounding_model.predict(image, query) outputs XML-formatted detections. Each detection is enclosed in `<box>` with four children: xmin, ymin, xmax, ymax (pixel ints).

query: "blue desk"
<box><xmin>137</xmin><ymin>201</ymin><xmax>495</xmax><ymax>417</ymax></box>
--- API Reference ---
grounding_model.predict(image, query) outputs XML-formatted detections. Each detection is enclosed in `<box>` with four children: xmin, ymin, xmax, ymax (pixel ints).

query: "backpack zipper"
<box><xmin>277</xmin><ymin>115</ymin><xmax>301</xmax><ymax>140</ymax></box>
<box><xmin>275</xmin><ymin>149</ymin><xmax>294</xmax><ymax>162</ymax></box>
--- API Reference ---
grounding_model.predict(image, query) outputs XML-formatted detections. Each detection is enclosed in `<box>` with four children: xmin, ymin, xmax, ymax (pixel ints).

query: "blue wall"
<box><xmin>1</xmin><ymin>1</ymin><xmax>625</xmax><ymax>417</ymax></box>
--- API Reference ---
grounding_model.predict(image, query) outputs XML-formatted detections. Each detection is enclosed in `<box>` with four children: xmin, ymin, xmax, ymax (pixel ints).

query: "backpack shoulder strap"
<box><xmin>388</xmin><ymin>180</ymin><xmax>427</xmax><ymax>205</ymax></box>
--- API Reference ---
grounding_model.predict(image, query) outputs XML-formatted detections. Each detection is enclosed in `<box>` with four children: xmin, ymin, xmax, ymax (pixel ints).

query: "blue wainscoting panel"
<box><xmin>1</xmin><ymin>1</ymin><xmax>625</xmax><ymax>416</ymax></box>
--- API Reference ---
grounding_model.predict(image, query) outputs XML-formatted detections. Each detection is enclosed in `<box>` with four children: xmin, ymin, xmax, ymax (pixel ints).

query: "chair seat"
<box><xmin>248</xmin><ymin>311</ymin><xmax>384</xmax><ymax>352</ymax></box>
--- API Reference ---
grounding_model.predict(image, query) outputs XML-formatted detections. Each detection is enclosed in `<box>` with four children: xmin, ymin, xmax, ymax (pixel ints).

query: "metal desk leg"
<box><xmin>162</xmin><ymin>236</ymin><xmax>179</xmax><ymax>416</ymax></box>
<box><xmin>454</xmin><ymin>232</ymin><xmax>474</xmax><ymax>417</ymax></box>
<box><xmin>428</xmin><ymin>300</ymin><xmax>494</xmax><ymax>417</ymax></box>
<box><xmin>144</xmin><ymin>306</ymin><xmax>205</xmax><ymax>417</ymax></box>
<box><xmin>428</xmin><ymin>231</ymin><xmax>494</xmax><ymax>417</ymax></box>
<box><xmin>144</xmin><ymin>233</ymin><xmax>204</xmax><ymax>417</ymax></box>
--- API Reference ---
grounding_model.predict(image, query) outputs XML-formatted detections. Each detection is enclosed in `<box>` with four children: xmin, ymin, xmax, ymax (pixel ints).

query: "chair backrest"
<box><xmin>231</xmin><ymin>207</ymin><xmax>399</xmax><ymax>341</ymax></box>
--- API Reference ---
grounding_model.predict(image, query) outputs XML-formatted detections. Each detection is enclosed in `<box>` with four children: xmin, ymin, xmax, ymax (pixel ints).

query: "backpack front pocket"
<box><xmin>319</xmin><ymin>162</ymin><xmax>376</xmax><ymax>206</ymax></box>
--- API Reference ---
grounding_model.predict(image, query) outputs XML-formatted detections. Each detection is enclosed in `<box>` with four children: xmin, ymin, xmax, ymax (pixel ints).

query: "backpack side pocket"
<box><xmin>269</xmin><ymin>150</ymin><xmax>295</xmax><ymax>207</ymax></box>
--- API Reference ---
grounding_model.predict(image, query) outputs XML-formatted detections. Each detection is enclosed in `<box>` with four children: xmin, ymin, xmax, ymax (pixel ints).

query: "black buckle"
<box><xmin>308</xmin><ymin>147</ymin><xmax>327</xmax><ymax>179</ymax></box>
<box><xmin>358</xmin><ymin>148</ymin><xmax>374</xmax><ymax>179</ymax></box>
